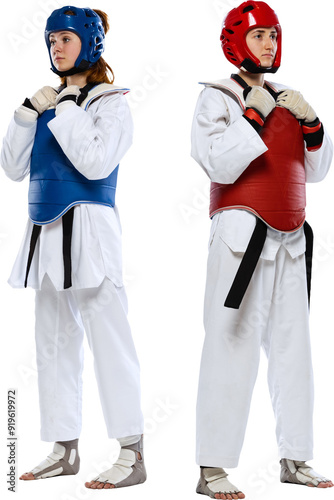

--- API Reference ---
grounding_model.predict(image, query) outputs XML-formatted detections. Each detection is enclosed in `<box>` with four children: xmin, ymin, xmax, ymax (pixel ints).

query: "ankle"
<box><xmin>117</xmin><ymin>435</ymin><xmax>141</xmax><ymax>447</ymax></box>
<box><xmin>56</xmin><ymin>438</ymin><xmax>79</xmax><ymax>447</ymax></box>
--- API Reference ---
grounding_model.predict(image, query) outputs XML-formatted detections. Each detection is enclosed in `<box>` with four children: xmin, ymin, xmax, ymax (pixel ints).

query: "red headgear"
<box><xmin>220</xmin><ymin>1</ymin><xmax>281</xmax><ymax>73</ymax></box>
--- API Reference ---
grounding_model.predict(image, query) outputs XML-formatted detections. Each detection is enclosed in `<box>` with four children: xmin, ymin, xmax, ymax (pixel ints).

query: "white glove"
<box><xmin>245</xmin><ymin>86</ymin><xmax>276</xmax><ymax>118</ymax></box>
<box><xmin>55</xmin><ymin>85</ymin><xmax>82</xmax><ymax>105</ymax></box>
<box><xmin>55</xmin><ymin>85</ymin><xmax>82</xmax><ymax>115</ymax></box>
<box><xmin>30</xmin><ymin>86</ymin><xmax>58</xmax><ymax>114</ymax></box>
<box><xmin>276</xmin><ymin>89</ymin><xmax>317</xmax><ymax>123</ymax></box>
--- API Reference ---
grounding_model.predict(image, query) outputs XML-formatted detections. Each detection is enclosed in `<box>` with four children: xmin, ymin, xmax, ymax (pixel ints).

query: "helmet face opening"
<box><xmin>221</xmin><ymin>1</ymin><xmax>282</xmax><ymax>74</ymax></box>
<box><xmin>45</xmin><ymin>6</ymin><xmax>105</xmax><ymax>76</ymax></box>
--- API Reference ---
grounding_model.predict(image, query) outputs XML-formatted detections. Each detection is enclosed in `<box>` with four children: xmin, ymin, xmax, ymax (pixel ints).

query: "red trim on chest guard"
<box><xmin>244</xmin><ymin>108</ymin><xmax>264</xmax><ymax>127</ymax></box>
<box><xmin>210</xmin><ymin>107</ymin><xmax>306</xmax><ymax>232</ymax></box>
<box><xmin>302</xmin><ymin>122</ymin><xmax>322</xmax><ymax>135</ymax></box>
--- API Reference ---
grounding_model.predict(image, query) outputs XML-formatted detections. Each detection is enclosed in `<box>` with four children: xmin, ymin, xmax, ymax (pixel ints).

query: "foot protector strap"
<box><xmin>29</xmin><ymin>439</ymin><xmax>80</xmax><ymax>479</ymax></box>
<box><xmin>196</xmin><ymin>467</ymin><xmax>243</xmax><ymax>498</ymax></box>
<box><xmin>92</xmin><ymin>435</ymin><xmax>146</xmax><ymax>488</ymax></box>
<box><xmin>280</xmin><ymin>459</ymin><xmax>331</xmax><ymax>487</ymax></box>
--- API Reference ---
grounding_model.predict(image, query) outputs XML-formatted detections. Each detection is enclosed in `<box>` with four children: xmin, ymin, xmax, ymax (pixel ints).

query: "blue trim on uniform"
<box><xmin>81</xmin><ymin>87</ymin><xmax>130</xmax><ymax>110</ymax></box>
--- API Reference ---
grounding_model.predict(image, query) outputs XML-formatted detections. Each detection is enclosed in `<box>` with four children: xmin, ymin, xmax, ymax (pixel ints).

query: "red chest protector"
<box><xmin>209</xmin><ymin>106</ymin><xmax>306</xmax><ymax>232</ymax></box>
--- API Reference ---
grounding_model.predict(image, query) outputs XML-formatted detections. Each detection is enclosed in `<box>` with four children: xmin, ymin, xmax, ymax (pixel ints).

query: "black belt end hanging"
<box><xmin>224</xmin><ymin>218</ymin><xmax>314</xmax><ymax>310</ymax></box>
<box><xmin>62</xmin><ymin>207</ymin><xmax>75</xmax><ymax>289</ymax></box>
<box><xmin>24</xmin><ymin>224</ymin><xmax>42</xmax><ymax>287</ymax></box>
<box><xmin>303</xmin><ymin>220</ymin><xmax>313</xmax><ymax>306</ymax></box>
<box><xmin>24</xmin><ymin>208</ymin><xmax>75</xmax><ymax>290</ymax></box>
<box><xmin>224</xmin><ymin>218</ymin><xmax>267</xmax><ymax>309</ymax></box>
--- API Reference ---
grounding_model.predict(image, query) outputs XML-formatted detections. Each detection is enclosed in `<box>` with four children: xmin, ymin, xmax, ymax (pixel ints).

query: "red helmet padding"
<box><xmin>221</xmin><ymin>1</ymin><xmax>281</xmax><ymax>72</ymax></box>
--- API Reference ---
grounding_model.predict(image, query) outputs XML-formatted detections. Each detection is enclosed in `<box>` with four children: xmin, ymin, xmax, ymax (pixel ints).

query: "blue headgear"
<box><xmin>45</xmin><ymin>6</ymin><xmax>105</xmax><ymax>77</ymax></box>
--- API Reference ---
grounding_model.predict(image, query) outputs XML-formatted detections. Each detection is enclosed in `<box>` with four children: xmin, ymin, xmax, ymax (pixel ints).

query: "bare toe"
<box><xmin>317</xmin><ymin>482</ymin><xmax>331</xmax><ymax>488</ymax></box>
<box><xmin>88</xmin><ymin>481</ymin><xmax>99</xmax><ymax>489</ymax></box>
<box><xmin>96</xmin><ymin>482</ymin><xmax>115</xmax><ymax>490</ymax></box>
<box><xmin>103</xmin><ymin>483</ymin><xmax>114</xmax><ymax>489</ymax></box>
<box><xmin>19</xmin><ymin>472</ymin><xmax>35</xmax><ymax>480</ymax></box>
<box><xmin>238</xmin><ymin>493</ymin><xmax>246</xmax><ymax>499</ymax></box>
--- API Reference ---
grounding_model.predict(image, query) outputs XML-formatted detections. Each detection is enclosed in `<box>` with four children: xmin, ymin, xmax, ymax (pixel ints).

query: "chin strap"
<box><xmin>241</xmin><ymin>57</ymin><xmax>279</xmax><ymax>74</ymax></box>
<box><xmin>51</xmin><ymin>59</ymin><xmax>91</xmax><ymax>77</ymax></box>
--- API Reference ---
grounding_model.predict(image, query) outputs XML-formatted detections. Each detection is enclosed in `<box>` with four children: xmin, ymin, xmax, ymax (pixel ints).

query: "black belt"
<box><xmin>303</xmin><ymin>221</ymin><xmax>313</xmax><ymax>305</ymax></box>
<box><xmin>224</xmin><ymin>219</ymin><xmax>313</xmax><ymax>309</ymax></box>
<box><xmin>24</xmin><ymin>207</ymin><xmax>75</xmax><ymax>289</ymax></box>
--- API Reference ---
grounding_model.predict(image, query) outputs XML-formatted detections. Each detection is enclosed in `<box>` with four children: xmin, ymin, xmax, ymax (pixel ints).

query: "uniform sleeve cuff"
<box><xmin>55</xmin><ymin>100</ymin><xmax>77</xmax><ymax>116</ymax></box>
<box><xmin>14</xmin><ymin>104</ymin><xmax>39</xmax><ymax>125</ymax></box>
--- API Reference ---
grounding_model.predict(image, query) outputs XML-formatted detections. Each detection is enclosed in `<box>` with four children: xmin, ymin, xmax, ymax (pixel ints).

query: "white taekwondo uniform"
<box><xmin>1</xmin><ymin>85</ymin><xmax>144</xmax><ymax>442</ymax></box>
<box><xmin>191</xmin><ymin>76</ymin><xmax>333</xmax><ymax>467</ymax></box>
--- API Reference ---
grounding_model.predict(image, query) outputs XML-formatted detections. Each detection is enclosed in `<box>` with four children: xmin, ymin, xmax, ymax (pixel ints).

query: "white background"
<box><xmin>0</xmin><ymin>0</ymin><xmax>333</xmax><ymax>499</ymax></box>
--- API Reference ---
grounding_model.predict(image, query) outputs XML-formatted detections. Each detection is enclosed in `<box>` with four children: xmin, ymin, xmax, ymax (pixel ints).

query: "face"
<box><xmin>245</xmin><ymin>27</ymin><xmax>278</xmax><ymax>68</ymax></box>
<box><xmin>49</xmin><ymin>31</ymin><xmax>82</xmax><ymax>72</ymax></box>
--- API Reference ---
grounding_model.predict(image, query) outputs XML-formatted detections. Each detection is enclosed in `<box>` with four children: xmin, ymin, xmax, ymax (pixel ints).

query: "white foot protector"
<box><xmin>196</xmin><ymin>467</ymin><xmax>244</xmax><ymax>498</ymax></box>
<box><xmin>90</xmin><ymin>435</ymin><xmax>146</xmax><ymax>488</ymax></box>
<box><xmin>280</xmin><ymin>459</ymin><xmax>332</xmax><ymax>487</ymax></box>
<box><xmin>22</xmin><ymin>439</ymin><xmax>80</xmax><ymax>479</ymax></box>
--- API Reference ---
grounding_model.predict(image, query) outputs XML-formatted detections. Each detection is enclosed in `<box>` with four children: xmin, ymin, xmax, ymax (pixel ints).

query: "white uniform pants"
<box><xmin>196</xmin><ymin>239</ymin><xmax>314</xmax><ymax>468</ymax></box>
<box><xmin>35</xmin><ymin>275</ymin><xmax>144</xmax><ymax>442</ymax></box>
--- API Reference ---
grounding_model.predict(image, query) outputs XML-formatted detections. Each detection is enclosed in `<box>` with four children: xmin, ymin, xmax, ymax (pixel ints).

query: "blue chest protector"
<box><xmin>29</xmin><ymin>109</ymin><xmax>118</xmax><ymax>225</ymax></box>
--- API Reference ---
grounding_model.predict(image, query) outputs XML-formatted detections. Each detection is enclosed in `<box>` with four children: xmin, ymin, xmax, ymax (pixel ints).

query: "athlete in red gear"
<box><xmin>191</xmin><ymin>2</ymin><xmax>333</xmax><ymax>498</ymax></box>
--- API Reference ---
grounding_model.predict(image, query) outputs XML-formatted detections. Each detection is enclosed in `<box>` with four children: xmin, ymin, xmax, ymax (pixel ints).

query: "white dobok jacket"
<box><xmin>1</xmin><ymin>86</ymin><xmax>133</xmax><ymax>290</ymax></box>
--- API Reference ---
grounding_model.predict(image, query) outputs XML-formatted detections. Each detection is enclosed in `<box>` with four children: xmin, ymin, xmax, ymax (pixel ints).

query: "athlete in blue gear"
<box><xmin>1</xmin><ymin>6</ymin><xmax>146</xmax><ymax>489</ymax></box>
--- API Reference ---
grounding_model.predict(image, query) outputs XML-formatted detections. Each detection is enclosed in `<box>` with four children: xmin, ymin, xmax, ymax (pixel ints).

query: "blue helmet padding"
<box><xmin>45</xmin><ymin>6</ymin><xmax>105</xmax><ymax>74</ymax></box>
